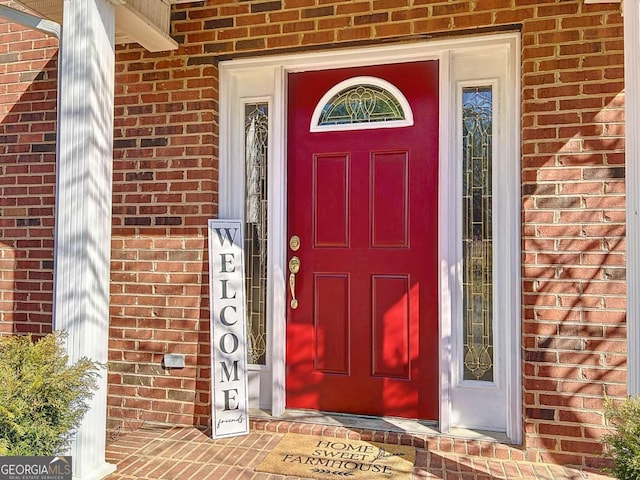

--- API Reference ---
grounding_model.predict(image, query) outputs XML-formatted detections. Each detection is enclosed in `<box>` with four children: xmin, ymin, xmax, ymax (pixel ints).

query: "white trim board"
<box><xmin>219</xmin><ymin>32</ymin><xmax>522</xmax><ymax>443</ymax></box>
<box><xmin>625</xmin><ymin>0</ymin><xmax>640</xmax><ymax>396</ymax></box>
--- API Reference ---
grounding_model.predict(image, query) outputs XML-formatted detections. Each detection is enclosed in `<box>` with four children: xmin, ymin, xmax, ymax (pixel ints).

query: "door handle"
<box><xmin>289</xmin><ymin>256</ymin><xmax>300</xmax><ymax>309</ymax></box>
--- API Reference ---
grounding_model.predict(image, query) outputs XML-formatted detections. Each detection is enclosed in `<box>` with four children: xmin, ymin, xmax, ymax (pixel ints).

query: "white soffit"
<box><xmin>14</xmin><ymin>0</ymin><xmax>192</xmax><ymax>51</ymax></box>
<box><xmin>114</xmin><ymin>0</ymin><xmax>177</xmax><ymax>52</ymax></box>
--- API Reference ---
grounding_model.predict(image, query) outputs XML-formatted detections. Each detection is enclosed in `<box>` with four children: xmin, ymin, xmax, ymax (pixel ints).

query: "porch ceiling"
<box><xmin>15</xmin><ymin>0</ymin><xmax>199</xmax><ymax>51</ymax></box>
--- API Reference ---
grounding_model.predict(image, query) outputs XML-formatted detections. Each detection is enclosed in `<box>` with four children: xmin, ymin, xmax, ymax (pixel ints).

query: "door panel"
<box><xmin>286</xmin><ymin>61</ymin><xmax>439</xmax><ymax>420</ymax></box>
<box><xmin>314</xmin><ymin>154</ymin><xmax>349</xmax><ymax>247</ymax></box>
<box><xmin>372</xmin><ymin>274</ymin><xmax>410</xmax><ymax>379</ymax></box>
<box><xmin>314</xmin><ymin>274</ymin><xmax>350</xmax><ymax>374</ymax></box>
<box><xmin>371</xmin><ymin>151</ymin><xmax>409</xmax><ymax>247</ymax></box>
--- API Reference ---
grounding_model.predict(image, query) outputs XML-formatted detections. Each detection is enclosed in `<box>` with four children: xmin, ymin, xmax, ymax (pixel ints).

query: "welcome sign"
<box><xmin>208</xmin><ymin>219</ymin><xmax>249</xmax><ymax>438</ymax></box>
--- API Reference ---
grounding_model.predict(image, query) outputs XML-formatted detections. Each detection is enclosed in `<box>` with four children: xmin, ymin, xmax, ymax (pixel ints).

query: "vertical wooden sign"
<box><xmin>208</xmin><ymin>219</ymin><xmax>249</xmax><ymax>438</ymax></box>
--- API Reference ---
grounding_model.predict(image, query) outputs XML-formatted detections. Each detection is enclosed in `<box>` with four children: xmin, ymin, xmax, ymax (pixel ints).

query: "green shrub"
<box><xmin>602</xmin><ymin>395</ymin><xmax>640</xmax><ymax>480</ymax></box>
<box><xmin>0</xmin><ymin>331</ymin><xmax>100</xmax><ymax>456</ymax></box>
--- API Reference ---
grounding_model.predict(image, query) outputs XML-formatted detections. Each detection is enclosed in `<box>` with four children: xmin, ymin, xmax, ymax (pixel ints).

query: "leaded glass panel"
<box><xmin>244</xmin><ymin>103</ymin><xmax>268</xmax><ymax>365</ymax></box>
<box><xmin>318</xmin><ymin>84</ymin><xmax>405</xmax><ymax>126</ymax></box>
<box><xmin>462</xmin><ymin>87</ymin><xmax>494</xmax><ymax>382</ymax></box>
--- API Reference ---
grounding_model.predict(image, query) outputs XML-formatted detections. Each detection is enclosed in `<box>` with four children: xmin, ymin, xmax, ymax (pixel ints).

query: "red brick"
<box><xmin>1</xmin><ymin>2</ymin><xmax>629</xmax><ymax>467</ymax></box>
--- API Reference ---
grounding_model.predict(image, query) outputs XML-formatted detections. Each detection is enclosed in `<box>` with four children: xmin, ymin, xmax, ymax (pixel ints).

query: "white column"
<box><xmin>53</xmin><ymin>0</ymin><xmax>117</xmax><ymax>478</ymax></box>
<box><xmin>625</xmin><ymin>0</ymin><xmax>640</xmax><ymax>396</ymax></box>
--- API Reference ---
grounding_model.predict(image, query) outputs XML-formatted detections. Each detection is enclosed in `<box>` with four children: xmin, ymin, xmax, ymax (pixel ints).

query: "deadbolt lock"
<box><xmin>289</xmin><ymin>235</ymin><xmax>300</xmax><ymax>251</ymax></box>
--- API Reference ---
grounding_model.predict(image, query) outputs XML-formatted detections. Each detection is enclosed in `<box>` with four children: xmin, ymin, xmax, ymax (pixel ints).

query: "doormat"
<box><xmin>256</xmin><ymin>433</ymin><xmax>415</xmax><ymax>479</ymax></box>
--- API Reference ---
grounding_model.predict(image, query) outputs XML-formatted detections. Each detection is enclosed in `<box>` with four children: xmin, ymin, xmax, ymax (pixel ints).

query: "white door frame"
<box><xmin>219</xmin><ymin>32</ymin><xmax>522</xmax><ymax>443</ymax></box>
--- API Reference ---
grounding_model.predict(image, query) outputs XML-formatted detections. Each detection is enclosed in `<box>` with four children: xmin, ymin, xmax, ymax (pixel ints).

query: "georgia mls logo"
<box><xmin>0</xmin><ymin>456</ymin><xmax>72</xmax><ymax>480</ymax></box>
<box><xmin>48</xmin><ymin>457</ymin><xmax>72</xmax><ymax>476</ymax></box>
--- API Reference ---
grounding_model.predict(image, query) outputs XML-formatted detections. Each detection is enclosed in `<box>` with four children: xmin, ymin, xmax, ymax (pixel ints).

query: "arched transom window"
<box><xmin>310</xmin><ymin>76</ymin><xmax>414</xmax><ymax>132</ymax></box>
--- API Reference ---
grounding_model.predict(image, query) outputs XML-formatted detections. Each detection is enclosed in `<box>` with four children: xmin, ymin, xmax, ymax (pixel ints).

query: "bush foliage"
<box><xmin>602</xmin><ymin>395</ymin><xmax>640</xmax><ymax>480</ymax></box>
<box><xmin>0</xmin><ymin>332</ymin><xmax>100</xmax><ymax>455</ymax></box>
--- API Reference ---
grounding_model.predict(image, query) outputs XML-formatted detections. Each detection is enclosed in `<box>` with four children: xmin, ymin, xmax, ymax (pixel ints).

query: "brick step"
<box><xmin>249</xmin><ymin>416</ymin><xmax>613</xmax><ymax>479</ymax></box>
<box><xmin>250</xmin><ymin>415</ymin><xmax>531</xmax><ymax>461</ymax></box>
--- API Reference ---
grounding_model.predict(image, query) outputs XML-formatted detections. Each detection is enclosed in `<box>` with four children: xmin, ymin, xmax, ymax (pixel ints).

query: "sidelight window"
<box><xmin>461</xmin><ymin>86</ymin><xmax>494</xmax><ymax>382</ymax></box>
<box><xmin>244</xmin><ymin>103</ymin><xmax>269</xmax><ymax>365</ymax></box>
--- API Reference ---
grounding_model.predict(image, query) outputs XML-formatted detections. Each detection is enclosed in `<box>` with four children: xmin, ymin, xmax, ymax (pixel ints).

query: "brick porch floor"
<box><xmin>104</xmin><ymin>418</ymin><xmax>614</xmax><ymax>480</ymax></box>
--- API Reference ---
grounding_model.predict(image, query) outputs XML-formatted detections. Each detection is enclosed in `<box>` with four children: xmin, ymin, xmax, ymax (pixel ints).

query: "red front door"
<box><xmin>286</xmin><ymin>62</ymin><xmax>439</xmax><ymax>420</ymax></box>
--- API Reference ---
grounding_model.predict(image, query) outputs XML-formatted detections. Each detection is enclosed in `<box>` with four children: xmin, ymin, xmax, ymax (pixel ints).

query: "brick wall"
<box><xmin>519</xmin><ymin>6</ymin><xmax>626</xmax><ymax>467</ymax></box>
<box><xmin>0</xmin><ymin>0</ymin><xmax>627</xmax><ymax>469</ymax></box>
<box><xmin>107</xmin><ymin>48</ymin><xmax>218</xmax><ymax>429</ymax></box>
<box><xmin>107</xmin><ymin>0</ymin><xmax>625</xmax><ymax>468</ymax></box>
<box><xmin>0</xmin><ymin>6</ymin><xmax>58</xmax><ymax>336</ymax></box>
